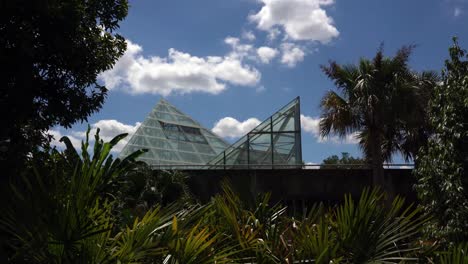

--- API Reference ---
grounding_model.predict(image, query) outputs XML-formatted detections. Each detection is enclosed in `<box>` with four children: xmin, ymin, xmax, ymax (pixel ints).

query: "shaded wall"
<box><xmin>184</xmin><ymin>169</ymin><xmax>417</xmax><ymax>205</ymax></box>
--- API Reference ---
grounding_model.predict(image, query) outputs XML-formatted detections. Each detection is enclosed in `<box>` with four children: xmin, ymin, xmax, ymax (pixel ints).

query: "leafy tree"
<box><xmin>322</xmin><ymin>152</ymin><xmax>366</xmax><ymax>168</ymax></box>
<box><xmin>320</xmin><ymin>45</ymin><xmax>438</xmax><ymax>186</ymax></box>
<box><xmin>0</xmin><ymin>0</ymin><xmax>128</xmax><ymax>178</ymax></box>
<box><xmin>415</xmin><ymin>38</ymin><xmax>468</xmax><ymax>243</ymax></box>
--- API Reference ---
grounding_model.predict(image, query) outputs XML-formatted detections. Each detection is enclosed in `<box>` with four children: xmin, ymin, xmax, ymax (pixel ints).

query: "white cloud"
<box><xmin>454</xmin><ymin>7</ymin><xmax>462</xmax><ymax>17</ymax></box>
<box><xmin>47</xmin><ymin>129</ymin><xmax>82</xmax><ymax>149</ymax></box>
<box><xmin>99</xmin><ymin>40</ymin><xmax>261</xmax><ymax>96</ymax></box>
<box><xmin>212</xmin><ymin>117</ymin><xmax>261</xmax><ymax>139</ymax></box>
<box><xmin>257</xmin><ymin>46</ymin><xmax>278</xmax><ymax>63</ymax></box>
<box><xmin>267</xmin><ymin>28</ymin><xmax>281</xmax><ymax>41</ymax></box>
<box><xmin>280</xmin><ymin>43</ymin><xmax>305</xmax><ymax>67</ymax></box>
<box><xmin>49</xmin><ymin>120</ymin><xmax>141</xmax><ymax>153</ymax></box>
<box><xmin>250</xmin><ymin>0</ymin><xmax>339</xmax><ymax>43</ymax></box>
<box><xmin>300</xmin><ymin>114</ymin><xmax>321</xmax><ymax>136</ymax></box>
<box><xmin>224</xmin><ymin>36</ymin><xmax>255</xmax><ymax>60</ymax></box>
<box><xmin>242</xmin><ymin>30</ymin><xmax>256</xmax><ymax>41</ymax></box>
<box><xmin>300</xmin><ymin>114</ymin><xmax>358</xmax><ymax>144</ymax></box>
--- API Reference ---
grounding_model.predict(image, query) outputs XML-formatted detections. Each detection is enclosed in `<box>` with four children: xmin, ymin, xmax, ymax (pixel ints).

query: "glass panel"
<box><xmin>273</xmin><ymin>113</ymin><xmax>295</xmax><ymax>132</ymax></box>
<box><xmin>206</xmin><ymin>97</ymin><xmax>301</xmax><ymax>169</ymax></box>
<box><xmin>273</xmin><ymin>133</ymin><xmax>296</xmax><ymax>164</ymax></box>
<box><xmin>199</xmin><ymin>154</ymin><xmax>217</xmax><ymax>163</ymax></box>
<box><xmin>205</xmin><ymin>136</ymin><xmax>228</xmax><ymax>149</ymax></box>
<box><xmin>158</xmin><ymin>150</ymin><xmax>180</xmax><ymax>161</ymax></box>
<box><xmin>167</xmin><ymin>106</ymin><xmax>185</xmax><ymax>115</ymax></box>
<box><xmin>129</xmin><ymin>135</ymin><xmax>147</xmax><ymax>146</ymax></box>
<box><xmin>176</xmin><ymin>141</ymin><xmax>195</xmax><ymax>152</ymax></box>
<box><xmin>141</xmin><ymin>127</ymin><xmax>165</xmax><ymax>138</ymax></box>
<box><xmin>156</xmin><ymin>104</ymin><xmax>170</xmax><ymax>113</ymax></box>
<box><xmin>155</xmin><ymin>112</ymin><xmax>176</xmax><ymax>122</ymax></box>
<box><xmin>144</xmin><ymin>118</ymin><xmax>162</xmax><ymax>128</ymax></box>
<box><xmin>178</xmin><ymin>152</ymin><xmax>202</xmax><ymax>163</ymax></box>
<box><xmin>175</xmin><ymin>115</ymin><xmax>198</xmax><ymax>126</ymax></box>
<box><xmin>193</xmin><ymin>143</ymin><xmax>216</xmax><ymax>155</ymax></box>
<box><xmin>146</xmin><ymin>137</ymin><xmax>173</xmax><ymax>150</ymax></box>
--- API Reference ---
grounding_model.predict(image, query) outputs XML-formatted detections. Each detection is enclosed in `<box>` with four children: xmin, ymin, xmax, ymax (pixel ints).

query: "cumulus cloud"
<box><xmin>224</xmin><ymin>36</ymin><xmax>255</xmax><ymax>60</ymax></box>
<box><xmin>99</xmin><ymin>40</ymin><xmax>261</xmax><ymax>96</ymax></box>
<box><xmin>280</xmin><ymin>43</ymin><xmax>305</xmax><ymax>67</ymax></box>
<box><xmin>454</xmin><ymin>7</ymin><xmax>462</xmax><ymax>17</ymax></box>
<box><xmin>48</xmin><ymin>120</ymin><xmax>141</xmax><ymax>153</ymax></box>
<box><xmin>257</xmin><ymin>46</ymin><xmax>278</xmax><ymax>63</ymax></box>
<box><xmin>212</xmin><ymin>117</ymin><xmax>261</xmax><ymax>139</ymax></box>
<box><xmin>301</xmin><ymin>114</ymin><xmax>321</xmax><ymax>136</ymax></box>
<box><xmin>300</xmin><ymin>114</ymin><xmax>359</xmax><ymax>144</ymax></box>
<box><xmin>249</xmin><ymin>0</ymin><xmax>339</xmax><ymax>43</ymax></box>
<box><xmin>242</xmin><ymin>30</ymin><xmax>256</xmax><ymax>41</ymax></box>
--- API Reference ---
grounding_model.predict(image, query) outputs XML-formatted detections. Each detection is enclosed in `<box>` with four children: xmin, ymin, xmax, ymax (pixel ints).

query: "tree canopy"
<box><xmin>322</xmin><ymin>152</ymin><xmax>366</xmax><ymax>169</ymax></box>
<box><xmin>415</xmin><ymin>38</ymin><xmax>468</xmax><ymax>243</ymax></box>
<box><xmin>0</xmin><ymin>0</ymin><xmax>128</xmax><ymax>176</ymax></box>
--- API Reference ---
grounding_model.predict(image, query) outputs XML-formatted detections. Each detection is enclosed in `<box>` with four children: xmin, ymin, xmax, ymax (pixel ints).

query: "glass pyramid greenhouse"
<box><xmin>119</xmin><ymin>99</ymin><xmax>230</xmax><ymax>168</ymax></box>
<box><xmin>206</xmin><ymin>97</ymin><xmax>302</xmax><ymax>169</ymax></box>
<box><xmin>119</xmin><ymin>97</ymin><xmax>302</xmax><ymax>169</ymax></box>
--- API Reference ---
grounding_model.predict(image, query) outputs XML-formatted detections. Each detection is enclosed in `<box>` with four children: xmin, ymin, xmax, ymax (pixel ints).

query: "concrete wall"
<box><xmin>184</xmin><ymin>169</ymin><xmax>417</xmax><ymax>205</ymax></box>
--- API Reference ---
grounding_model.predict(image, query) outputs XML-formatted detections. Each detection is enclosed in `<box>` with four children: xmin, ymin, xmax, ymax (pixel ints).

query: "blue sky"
<box><xmin>51</xmin><ymin>0</ymin><xmax>468</xmax><ymax>164</ymax></box>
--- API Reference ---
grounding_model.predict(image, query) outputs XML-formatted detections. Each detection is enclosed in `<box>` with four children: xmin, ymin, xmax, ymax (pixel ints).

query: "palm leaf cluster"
<box><xmin>320</xmin><ymin>45</ymin><xmax>439</xmax><ymax>186</ymax></box>
<box><xmin>1</xmin><ymin>130</ymin><xmax>463</xmax><ymax>263</ymax></box>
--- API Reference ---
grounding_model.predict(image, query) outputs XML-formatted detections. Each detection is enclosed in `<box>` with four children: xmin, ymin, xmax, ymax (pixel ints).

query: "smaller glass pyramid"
<box><xmin>206</xmin><ymin>97</ymin><xmax>302</xmax><ymax>169</ymax></box>
<box><xmin>119</xmin><ymin>99</ymin><xmax>230</xmax><ymax>168</ymax></box>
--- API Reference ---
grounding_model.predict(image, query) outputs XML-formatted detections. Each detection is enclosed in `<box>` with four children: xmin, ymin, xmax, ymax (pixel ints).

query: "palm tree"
<box><xmin>319</xmin><ymin>45</ymin><xmax>438</xmax><ymax>187</ymax></box>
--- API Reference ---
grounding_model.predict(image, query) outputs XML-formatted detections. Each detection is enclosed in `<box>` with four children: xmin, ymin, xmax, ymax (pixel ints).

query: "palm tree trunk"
<box><xmin>369</xmin><ymin>131</ymin><xmax>385</xmax><ymax>188</ymax></box>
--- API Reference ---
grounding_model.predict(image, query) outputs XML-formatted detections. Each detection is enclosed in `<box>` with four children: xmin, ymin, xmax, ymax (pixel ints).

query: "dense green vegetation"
<box><xmin>1</xmin><ymin>130</ymin><xmax>466</xmax><ymax>263</ymax></box>
<box><xmin>0</xmin><ymin>132</ymin><xmax>446</xmax><ymax>263</ymax></box>
<box><xmin>415</xmin><ymin>38</ymin><xmax>468</xmax><ymax>244</ymax></box>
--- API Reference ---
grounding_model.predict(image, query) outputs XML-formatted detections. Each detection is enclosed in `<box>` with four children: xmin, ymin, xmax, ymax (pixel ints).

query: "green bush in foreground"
<box><xmin>0</xmin><ymin>129</ymin><xmax>466</xmax><ymax>263</ymax></box>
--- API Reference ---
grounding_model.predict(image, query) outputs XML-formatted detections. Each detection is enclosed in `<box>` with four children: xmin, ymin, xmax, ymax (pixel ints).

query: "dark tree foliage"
<box><xmin>415</xmin><ymin>38</ymin><xmax>468</xmax><ymax>244</ymax></box>
<box><xmin>322</xmin><ymin>152</ymin><xmax>366</xmax><ymax>169</ymax></box>
<box><xmin>0</xmin><ymin>0</ymin><xmax>128</xmax><ymax>176</ymax></box>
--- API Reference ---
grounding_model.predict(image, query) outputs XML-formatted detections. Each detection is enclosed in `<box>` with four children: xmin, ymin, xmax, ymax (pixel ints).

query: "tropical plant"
<box><xmin>320</xmin><ymin>45</ymin><xmax>438</xmax><ymax>187</ymax></box>
<box><xmin>0</xmin><ymin>128</ymin><xmax>434</xmax><ymax>263</ymax></box>
<box><xmin>331</xmin><ymin>188</ymin><xmax>427</xmax><ymax>263</ymax></box>
<box><xmin>0</xmin><ymin>129</ymin><xmax>240</xmax><ymax>263</ymax></box>
<box><xmin>438</xmin><ymin>243</ymin><xmax>468</xmax><ymax>264</ymax></box>
<box><xmin>0</xmin><ymin>128</ymin><xmax>145</xmax><ymax>262</ymax></box>
<box><xmin>415</xmin><ymin>37</ymin><xmax>468</xmax><ymax>244</ymax></box>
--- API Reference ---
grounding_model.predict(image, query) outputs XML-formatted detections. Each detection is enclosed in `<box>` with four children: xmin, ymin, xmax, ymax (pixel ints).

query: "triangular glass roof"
<box><xmin>206</xmin><ymin>97</ymin><xmax>302</xmax><ymax>169</ymax></box>
<box><xmin>119</xmin><ymin>99</ymin><xmax>230</xmax><ymax>168</ymax></box>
